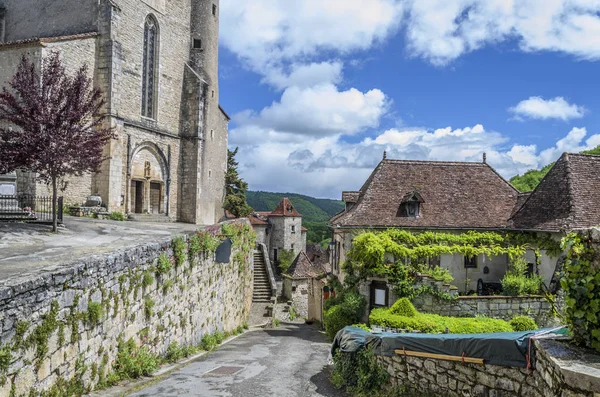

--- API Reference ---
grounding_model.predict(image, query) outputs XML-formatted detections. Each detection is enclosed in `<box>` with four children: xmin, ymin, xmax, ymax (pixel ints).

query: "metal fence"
<box><xmin>0</xmin><ymin>195</ymin><xmax>63</xmax><ymax>223</ymax></box>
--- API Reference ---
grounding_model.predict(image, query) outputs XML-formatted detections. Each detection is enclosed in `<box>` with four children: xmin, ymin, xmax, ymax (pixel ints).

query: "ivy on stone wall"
<box><xmin>560</xmin><ymin>231</ymin><xmax>600</xmax><ymax>352</ymax></box>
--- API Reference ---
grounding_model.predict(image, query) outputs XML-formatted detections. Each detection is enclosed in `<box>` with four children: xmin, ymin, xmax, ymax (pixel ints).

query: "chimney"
<box><xmin>483</xmin><ymin>152</ymin><xmax>487</xmax><ymax>164</ymax></box>
<box><xmin>0</xmin><ymin>8</ymin><xmax>6</xmax><ymax>44</ymax></box>
<box><xmin>383</xmin><ymin>151</ymin><xmax>387</xmax><ymax>160</ymax></box>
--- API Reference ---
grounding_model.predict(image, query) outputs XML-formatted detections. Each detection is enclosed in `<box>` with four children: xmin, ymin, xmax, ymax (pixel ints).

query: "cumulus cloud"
<box><xmin>220</xmin><ymin>0</ymin><xmax>404</xmax><ymax>72</ymax></box>
<box><xmin>509</xmin><ymin>97</ymin><xmax>586</xmax><ymax>121</ymax></box>
<box><xmin>261</xmin><ymin>61</ymin><xmax>344</xmax><ymax>90</ymax></box>
<box><xmin>231</xmin><ymin>124</ymin><xmax>600</xmax><ymax>198</ymax></box>
<box><xmin>403</xmin><ymin>0</ymin><xmax>600</xmax><ymax>65</ymax></box>
<box><xmin>232</xmin><ymin>84</ymin><xmax>389</xmax><ymax>137</ymax></box>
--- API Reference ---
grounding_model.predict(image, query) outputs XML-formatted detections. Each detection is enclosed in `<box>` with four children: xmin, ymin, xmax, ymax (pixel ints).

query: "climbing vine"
<box><xmin>560</xmin><ymin>231</ymin><xmax>600</xmax><ymax>352</ymax></box>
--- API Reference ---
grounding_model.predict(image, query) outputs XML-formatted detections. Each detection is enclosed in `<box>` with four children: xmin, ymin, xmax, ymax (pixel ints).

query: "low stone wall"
<box><xmin>413</xmin><ymin>295</ymin><xmax>555</xmax><ymax>327</ymax></box>
<box><xmin>376</xmin><ymin>338</ymin><xmax>600</xmax><ymax>396</ymax></box>
<box><xmin>0</xmin><ymin>221</ymin><xmax>254</xmax><ymax>396</ymax></box>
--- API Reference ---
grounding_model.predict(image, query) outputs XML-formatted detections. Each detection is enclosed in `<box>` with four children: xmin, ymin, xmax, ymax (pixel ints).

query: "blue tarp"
<box><xmin>332</xmin><ymin>326</ymin><xmax>566</xmax><ymax>368</ymax></box>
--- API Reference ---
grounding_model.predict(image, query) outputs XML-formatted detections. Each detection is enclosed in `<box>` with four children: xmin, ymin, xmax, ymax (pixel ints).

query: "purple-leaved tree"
<box><xmin>0</xmin><ymin>52</ymin><xmax>114</xmax><ymax>232</ymax></box>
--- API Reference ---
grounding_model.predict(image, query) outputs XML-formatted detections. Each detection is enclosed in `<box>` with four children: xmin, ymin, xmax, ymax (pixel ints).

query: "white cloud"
<box><xmin>232</xmin><ymin>84</ymin><xmax>389</xmax><ymax>137</ymax></box>
<box><xmin>220</xmin><ymin>0</ymin><xmax>404</xmax><ymax>72</ymax></box>
<box><xmin>402</xmin><ymin>0</ymin><xmax>600</xmax><ymax>65</ymax></box>
<box><xmin>232</xmin><ymin>124</ymin><xmax>600</xmax><ymax>198</ymax></box>
<box><xmin>261</xmin><ymin>61</ymin><xmax>344</xmax><ymax>90</ymax></box>
<box><xmin>509</xmin><ymin>97</ymin><xmax>586</xmax><ymax>121</ymax></box>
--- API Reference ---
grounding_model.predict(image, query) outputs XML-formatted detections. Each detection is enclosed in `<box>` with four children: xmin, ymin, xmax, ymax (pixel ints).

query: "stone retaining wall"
<box><xmin>376</xmin><ymin>338</ymin><xmax>599</xmax><ymax>397</ymax></box>
<box><xmin>0</xmin><ymin>221</ymin><xmax>254</xmax><ymax>396</ymax></box>
<box><xmin>413</xmin><ymin>295</ymin><xmax>556</xmax><ymax>327</ymax></box>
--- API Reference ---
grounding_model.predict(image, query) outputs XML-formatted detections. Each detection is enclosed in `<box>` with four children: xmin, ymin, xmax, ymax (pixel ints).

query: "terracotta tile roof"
<box><xmin>511</xmin><ymin>153</ymin><xmax>600</xmax><ymax>231</ymax></box>
<box><xmin>330</xmin><ymin>158</ymin><xmax>519</xmax><ymax>229</ymax></box>
<box><xmin>301</xmin><ymin>226</ymin><xmax>308</xmax><ymax>232</ymax></box>
<box><xmin>0</xmin><ymin>32</ymin><xmax>99</xmax><ymax>49</ymax></box>
<box><xmin>248</xmin><ymin>213</ymin><xmax>269</xmax><ymax>226</ymax></box>
<box><xmin>286</xmin><ymin>251</ymin><xmax>326</xmax><ymax>279</ymax></box>
<box><xmin>269</xmin><ymin>198</ymin><xmax>302</xmax><ymax>217</ymax></box>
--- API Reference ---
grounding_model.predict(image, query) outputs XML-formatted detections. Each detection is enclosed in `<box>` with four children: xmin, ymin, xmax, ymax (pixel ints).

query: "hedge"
<box><xmin>369</xmin><ymin>300</ymin><xmax>514</xmax><ymax>334</ymax></box>
<box><xmin>324</xmin><ymin>292</ymin><xmax>367</xmax><ymax>340</ymax></box>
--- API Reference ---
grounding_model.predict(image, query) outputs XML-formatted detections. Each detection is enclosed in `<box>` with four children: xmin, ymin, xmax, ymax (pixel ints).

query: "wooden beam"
<box><xmin>394</xmin><ymin>349</ymin><xmax>485</xmax><ymax>365</ymax></box>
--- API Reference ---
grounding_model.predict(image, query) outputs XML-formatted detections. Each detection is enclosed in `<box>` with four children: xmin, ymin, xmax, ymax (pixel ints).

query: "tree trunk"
<box><xmin>52</xmin><ymin>176</ymin><xmax>57</xmax><ymax>233</ymax></box>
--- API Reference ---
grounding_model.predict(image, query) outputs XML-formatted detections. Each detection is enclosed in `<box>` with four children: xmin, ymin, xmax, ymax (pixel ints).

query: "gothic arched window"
<box><xmin>142</xmin><ymin>15</ymin><xmax>159</xmax><ymax>119</ymax></box>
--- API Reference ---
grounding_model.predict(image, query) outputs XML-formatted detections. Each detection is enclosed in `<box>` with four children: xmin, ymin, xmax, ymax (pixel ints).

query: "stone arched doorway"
<box><xmin>129</xmin><ymin>145</ymin><xmax>167</xmax><ymax>215</ymax></box>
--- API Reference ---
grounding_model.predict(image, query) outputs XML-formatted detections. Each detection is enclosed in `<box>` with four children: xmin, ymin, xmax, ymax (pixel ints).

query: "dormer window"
<box><xmin>398</xmin><ymin>190</ymin><xmax>424</xmax><ymax>218</ymax></box>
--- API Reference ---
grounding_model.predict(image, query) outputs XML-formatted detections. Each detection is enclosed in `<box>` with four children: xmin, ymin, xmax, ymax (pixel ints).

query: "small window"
<box><xmin>210</xmin><ymin>129</ymin><xmax>214</xmax><ymax>139</ymax></box>
<box><xmin>193</xmin><ymin>38</ymin><xmax>202</xmax><ymax>49</ymax></box>
<box><xmin>291</xmin><ymin>243</ymin><xmax>295</xmax><ymax>250</ymax></box>
<box><xmin>291</xmin><ymin>225</ymin><xmax>296</xmax><ymax>233</ymax></box>
<box><xmin>208</xmin><ymin>170</ymin><xmax>212</xmax><ymax>178</ymax></box>
<box><xmin>370</xmin><ymin>281</ymin><xmax>388</xmax><ymax>308</ymax></box>
<box><xmin>464</xmin><ymin>256</ymin><xmax>477</xmax><ymax>269</ymax></box>
<box><xmin>212</xmin><ymin>4</ymin><xmax>217</xmax><ymax>15</ymax></box>
<box><xmin>212</xmin><ymin>90</ymin><xmax>215</xmax><ymax>98</ymax></box>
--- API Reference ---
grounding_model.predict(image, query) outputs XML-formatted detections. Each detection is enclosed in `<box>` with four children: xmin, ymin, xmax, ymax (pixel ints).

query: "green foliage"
<box><xmin>0</xmin><ymin>346</ymin><xmax>12</xmax><ymax>372</ymax></box>
<box><xmin>156</xmin><ymin>253</ymin><xmax>173</xmax><ymax>275</ymax></box>
<box><xmin>501</xmin><ymin>256</ymin><xmax>542</xmax><ymax>296</ymax></box>
<box><xmin>324</xmin><ymin>292</ymin><xmax>367</xmax><ymax>339</ymax></box>
<box><xmin>142</xmin><ymin>271</ymin><xmax>154</xmax><ymax>289</ymax></box>
<box><xmin>277</xmin><ymin>249</ymin><xmax>295</xmax><ymax>274</ymax></box>
<box><xmin>112</xmin><ymin>337</ymin><xmax>160</xmax><ymax>380</ymax></box>
<box><xmin>304</xmin><ymin>221</ymin><xmax>332</xmax><ymax>245</ymax></box>
<box><xmin>509</xmin><ymin>163</ymin><xmax>554</xmax><ymax>192</ymax></box>
<box><xmin>289</xmin><ymin>306</ymin><xmax>297</xmax><ymax>321</ymax></box>
<box><xmin>172</xmin><ymin>236</ymin><xmax>187</xmax><ymax>268</ymax></box>
<box><xmin>413</xmin><ymin>264</ymin><xmax>453</xmax><ymax>283</ymax></box>
<box><xmin>560</xmin><ymin>232</ymin><xmax>600</xmax><ymax>352</ymax></box>
<box><xmin>224</xmin><ymin>148</ymin><xmax>253</xmax><ymax>217</ymax></box>
<box><xmin>389</xmin><ymin>298</ymin><xmax>417</xmax><ymax>317</ymax></box>
<box><xmin>369</xmin><ymin>307</ymin><xmax>514</xmax><ymax>334</ymax></box>
<box><xmin>331</xmin><ymin>348</ymin><xmax>390</xmax><ymax>397</ymax></box>
<box><xmin>27</xmin><ymin>300</ymin><xmax>60</xmax><ymax>362</ymax></box>
<box><xmin>351</xmin><ymin>324</ymin><xmax>372</xmax><ymax>332</ymax></box>
<box><xmin>189</xmin><ymin>231</ymin><xmax>221</xmax><ymax>257</ymax></box>
<box><xmin>144</xmin><ymin>297</ymin><xmax>155</xmax><ymax>320</ymax></box>
<box><xmin>200</xmin><ymin>334</ymin><xmax>219</xmax><ymax>351</ymax></box>
<box><xmin>165</xmin><ymin>341</ymin><xmax>199</xmax><ymax>363</ymax></box>
<box><xmin>246</xmin><ymin>191</ymin><xmax>344</xmax><ymax>223</ymax></box>
<box><xmin>273</xmin><ymin>318</ymin><xmax>280</xmax><ymax>327</ymax></box>
<box><xmin>510</xmin><ymin>316</ymin><xmax>538</xmax><ymax>332</ymax></box>
<box><xmin>162</xmin><ymin>279</ymin><xmax>174</xmax><ymax>295</ymax></box>
<box><xmin>108</xmin><ymin>212</ymin><xmax>126</xmax><ymax>221</ymax></box>
<box><xmin>86</xmin><ymin>301</ymin><xmax>103</xmax><ymax>325</ymax></box>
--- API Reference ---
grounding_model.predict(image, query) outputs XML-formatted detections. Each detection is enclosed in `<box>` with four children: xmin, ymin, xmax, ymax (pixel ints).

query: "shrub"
<box><xmin>510</xmin><ymin>316</ymin><xmax>538</xmax><ymax>332</ymax></box>
<box><xmin>142</xmin><ymin>271</ymin><xmax>154</xmax><ymax>289</ymax></box>
<box><xmin>277</xmin><ymin>249</ymin><xmax>296</xmax><ymax>274</ymax></box>
<box><xmin>113</xmin><ymin>337</ymin><xmax>159</xmax><ymax>379</ymax></box>
<box><xmin>172</xmin><ymin>236</ymin><xmax>187</xmax><ymax>268</ymax></box>
<box><xmin>108</xmin><ymin>212</ymin><xmax>126</xmax><ymax>221</ymax></box>
<box><xmin>87</xmin><ymin>302</ymin><xmax>103</xmax><ymax>325</ymax></box>
<box><xmin>369</xmin><ymin>308</ymin><xmax>513</xmax><ymax>334</ymax></box>
<box><xmin>200</xmin><ymin>334</ymin><xmax>218</xmax><ymax>351</ymax></box>
<box><xmin>414</xmin><ymin>264</ymin><xmax>453</xmax><ymax>283</ymax></box>
<box><xmin>144</xmin><ymin>297</ymin><xmax>155</xmax><ymax>320</ymax></box>
<box><xmin>389</xmin><ymin>298</ymin><xmax>417</xmax><ymax>317</ymax></box>
<box><xmin>324</xmin><ymin>292</ymin><xmax>367</xmax><ymax>339</ymax></box>
<box><xmin>156</xmin><ymin>253</ymin><xmax>173</xmax><ymax>275</ymax></box>
<box><xmin>331</xmin><ymin>348</ymin><xmax>389</xmax><ymax>396</ymax></box>
<box><xmin>501</xmin><ymin>256</ymin><xmax>542</xmax><ymax>296</ymax></box>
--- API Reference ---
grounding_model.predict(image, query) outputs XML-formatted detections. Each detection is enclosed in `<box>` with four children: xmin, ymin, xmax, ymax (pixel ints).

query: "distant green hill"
<box><xmin>509</xmin><ymin>145</ymin><xmax>600</xmax><ymax>192</ymax></box>
<box><xmin>246</xmin><ymin>191</ymin><xmax>344</xmax><ymax>223</ymax></box>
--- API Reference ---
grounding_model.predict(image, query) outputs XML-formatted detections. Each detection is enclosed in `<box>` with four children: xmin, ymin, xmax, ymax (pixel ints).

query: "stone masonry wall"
<box><xmin>375</xmin><ymin>338</ymin><xmax>597</xmax><ymax>397</ymax></box>
<box><xmin>413</xmin><ymin>294</ymin><xmax>555</xmax><ymax>327</ymax></box>
<box><xmin>0</xmin><ymin>222</ymin><xmax>253</xmax><ymax>396</ymax></box>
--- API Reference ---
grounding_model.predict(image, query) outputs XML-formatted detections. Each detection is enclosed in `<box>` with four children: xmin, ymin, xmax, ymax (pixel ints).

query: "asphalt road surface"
<box><xmin>129</xmin><ymin>324</ymin><xmax>348</xmax><ymax>397</ymax></box>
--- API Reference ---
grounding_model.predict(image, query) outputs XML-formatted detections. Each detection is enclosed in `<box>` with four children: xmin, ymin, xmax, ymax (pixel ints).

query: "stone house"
<box><xmin>329</xmin><ymin>152</ymin><xmax>600</xmax><ymax>305</ymax></box>
<box><xmin>248</xmin><ymin>198</ymin><xmax>307</xmax><ymax>263</ymax></box>
<box><xmin>283</xmin><ymin>250</ymin><xmax>328</xmax><ymax>322</ymax></box>
<box><xmin>0</xmin><ymin>0</ymin><xmax>228</xmax><ymax>224</ymax></box>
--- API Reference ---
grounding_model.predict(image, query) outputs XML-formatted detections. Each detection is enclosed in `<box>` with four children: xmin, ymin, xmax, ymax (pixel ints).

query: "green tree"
<box><xmin>224</xmin><ymin>147</ymin><xmax>253</xmax><ymax>217</ymax></box>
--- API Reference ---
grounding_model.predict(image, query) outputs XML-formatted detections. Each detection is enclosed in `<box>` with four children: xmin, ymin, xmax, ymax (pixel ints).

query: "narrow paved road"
<box><xmin>129</xmin><ymin>324</ymin><xmax>348</xmax><ymax>397</ymax></box>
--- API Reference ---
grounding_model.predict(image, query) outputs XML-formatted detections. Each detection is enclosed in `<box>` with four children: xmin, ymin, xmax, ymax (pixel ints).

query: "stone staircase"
<box><xmin>127</xmin><ymin>214</ymin><xmax>173</xmax><ymax>223</ymax></box>
<box><xmin>253</xmin><ymin>249</ymin><xmax>272</xmax><ymax>303</ymax></box>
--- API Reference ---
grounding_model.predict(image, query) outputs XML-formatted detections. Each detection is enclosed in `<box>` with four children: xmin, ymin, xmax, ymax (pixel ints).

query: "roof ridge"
<box><xmin>567</xmin><ymin>152</ymin><xmax>600</xmax><ymax>158</ymax></box>
<box><xmin>382</xmin><ymin>159</ymin><xmax>486</xmax><ymax>166</ymax></box>
<box><xmin>483</xmin><ymin>162</ymin><xmax>520</xmax><ymax>193</ymax></box>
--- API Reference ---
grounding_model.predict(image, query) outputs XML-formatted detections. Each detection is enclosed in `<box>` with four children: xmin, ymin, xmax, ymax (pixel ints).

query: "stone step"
<box><xmin>128</xmin><ymin>214</ymin><xmax>174</xmax><ymax>223</ymax></box>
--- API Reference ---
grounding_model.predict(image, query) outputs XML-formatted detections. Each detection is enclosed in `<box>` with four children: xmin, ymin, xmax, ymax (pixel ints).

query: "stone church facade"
<box><xmin>0</xmin><ymin>0</ymin><xmax>228</xmax><ymax>224</ymax></box>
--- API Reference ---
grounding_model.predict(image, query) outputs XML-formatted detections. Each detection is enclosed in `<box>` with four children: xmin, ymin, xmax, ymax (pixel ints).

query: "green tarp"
<box><xmin>332</xmin><ymin>326</ymin><xmax>566</xmax><ymax>368</ymax></box>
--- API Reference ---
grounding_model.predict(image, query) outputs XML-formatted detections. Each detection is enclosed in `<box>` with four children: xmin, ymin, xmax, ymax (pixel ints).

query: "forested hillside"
<box><xmin>509</xmin><ymin>145</ymin><xmax>600</xmax><ymax>192</ymax></box>
<box><xmin>246</xmin><ymin>191</ymin><xmax>345</xmax><ymax>245</ymax></box>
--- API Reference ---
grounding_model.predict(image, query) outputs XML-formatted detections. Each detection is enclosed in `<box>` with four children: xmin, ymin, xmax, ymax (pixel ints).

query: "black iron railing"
<box><xmin>0</xmin><ymin>195</ymin><xmax>63</xmax><ymax>223</ymax></box>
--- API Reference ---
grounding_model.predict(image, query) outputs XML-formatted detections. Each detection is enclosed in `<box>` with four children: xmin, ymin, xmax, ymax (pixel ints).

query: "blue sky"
<box><xmin>218</xmin><ymin>0</ymin><xmax>600</xmax><ymax>199</ymax></box>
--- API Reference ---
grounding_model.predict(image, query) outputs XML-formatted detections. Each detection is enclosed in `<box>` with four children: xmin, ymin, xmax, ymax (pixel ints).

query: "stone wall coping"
<box><xmin>536</xmin><ymin>338</ymin><xmax>600</xmax><ymax>393</ymax></box>
<box><xmin>458</xmin><ymin>295</ymin><xmax>546</xmax><ymax>300</ymax></box>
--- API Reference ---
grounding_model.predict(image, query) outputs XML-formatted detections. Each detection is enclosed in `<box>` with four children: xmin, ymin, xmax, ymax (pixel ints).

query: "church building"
<box><xmin>0</xmin><ymin>0</ymin><xmax>228</xmax><ymax>224</ymax></box>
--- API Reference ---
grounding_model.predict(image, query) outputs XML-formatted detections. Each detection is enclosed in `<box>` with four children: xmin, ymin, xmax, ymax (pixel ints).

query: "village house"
<box><xmin>329</xmin><ymin>152</ymin><xmax>600</xmax><ymax>304</ymax></box>
<box><xmin>0</xmin><ymin>0</ymin><xmax>228</xmax><ymax>225</ymax></box>
<box><xmin>248</xmin><ymin>198</ymin><xmax>307</xmax><ymax>263</ymax></box>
